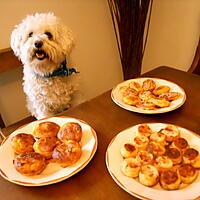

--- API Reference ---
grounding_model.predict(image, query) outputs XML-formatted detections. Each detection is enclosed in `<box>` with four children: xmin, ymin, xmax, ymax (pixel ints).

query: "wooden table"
<box><xmin>1</xmin><ymin>66</ymin><xmax>200</xmax><ymax>200</ymax></box>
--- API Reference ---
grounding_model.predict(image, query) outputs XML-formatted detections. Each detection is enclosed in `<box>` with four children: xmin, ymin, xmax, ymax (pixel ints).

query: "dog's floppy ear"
<box><xmin>58</xmin><ymin>22</ymin><xmax>74</xmax><ymax>57</ymax></box>
<box><xmin>10</xmin><ymin>23</ymin><xmax>24</xmax><ymax>59</ymax></box>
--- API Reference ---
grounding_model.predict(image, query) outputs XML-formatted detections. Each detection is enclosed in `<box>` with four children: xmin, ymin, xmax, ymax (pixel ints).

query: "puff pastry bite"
<box><xmin>139</xmin><ymin>165</ymin><xmax>159</xmax><ymax>187</ymax></box>
<box><xmin>160</xmin><ymin>125</ymin><xmax>180</xmax><ymax>143</ymax></box>
<box><xmin>136</xmin><ymin>124</ymin><xmax>154</xmax><ymax>138</ymax></box>
<box><xmin>13</xmin><ymin>152</ymin><xmax>47</xmax><ymax>176</ymax></box>
<box><xmin>160</xmin><ymin>169</ymin><xmax>181</xmax><ymax>190</ymax></box>
<box><xmin>120</xmin><ymin>87</ymin><xmax>138</xmax><ymax>97</ymax></box>
<box><xmin>52</xmin><ymin>140</ymin><xmax>82</xmax><ymax>167</ymax></box>
<box><xmin>148</xmin><ymin>97</ymin><xmax>170</xmax><ymax>108</ymax></box>
<box><xmin>155</xmin><ymin>156</ymin><xmax>173</xmax><ymax>172</ymax></box>
<box><xmin>133</xmin><ymin>135</ymin><xmax>149</xmax><ymax>150</ymax></box>
<box><xmin>136</xmin><ymin>101</ymin><xmax>157</xmax><ymax>110</ymax></box>
<box><xmin>178</xmin><ymin>164</ymin><xmax>198</xmax><ymax>184</ymax></box>
<box><xmin>33</xmin><ymin>121</ymin><xmax>60</xmax><ymax>138</ymax></box>
<box><xmin>183</xmin><ymin>148</ymin><xmax>200</xmax><ymax>168</ymax></box>
<box><xmin>147</xmin><ymin>142</ymin><xmax>166</xmax><ymax>157</ymax></box>
<box><xmin>129</xmin><ymin>81</ymin><xmax>142</xmax><ymax>92</ymax></box>
<box><xmin>149</xmin><ymin>131</ymin><xmax>166</xmax><ymax>145</ymax></box>
<box><xmin>136</xmin><ymin>151</ymin><xmax>154</xmax><ymax>165</ymax></box>
<box><xmin>122</xmin><ymin>95</ymin><xmax>141</xmax><ymax>106</ymax></box>
<box><xmin>165</xmin><ymin>147</ymin><xmax>182</xmax><ymax>165</ymax></box>
<box><xmin>12</xmin><ymin>133</ymin><xmax>35</xmax><ymax>154</ymax></box>
<box><xmin>142</xmin><ymin>79</ymin><xmax>156</xmax><ymax>91</ymax></box>
<box><xmin>121</xmin><ymin>158</ymin><xmax>141</xmax><ymax>178</ymax></box>
<box><xmin>159</xmin><ymin>92</ymin><xmax>181</xmax><ymax>101</ymax></box>
<box><xmin>33</xmin><ymin>136</ymin><xmax>59</xmax><ymax>159</ymax></box>
<box><xmin>171</xmin><ymin>137</ymin><xmax>188</xmax><ymax>151</ymax></box>
<box><xmin>152</xmin><ymin>85</ymin><xmax>170</xmax><ymax>96</ymax></box>
<box><xmin>120</xmin><ymin>143</ymin><xmax>138</xmax><ymax>158</ymax></box>
<box><xmin>57</xmin><ymin>122</ymin><xmax>82</xmax><ymax>143</ymax></box>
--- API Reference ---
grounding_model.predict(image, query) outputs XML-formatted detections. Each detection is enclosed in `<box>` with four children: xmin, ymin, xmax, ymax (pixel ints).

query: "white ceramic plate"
<box><xmin>106</xmin><ymin>123</ymin><xmax>200</xmax><ymax>200</ymax></box>
<box><xmin>111</xmin><ymin>78</ymin><xmax>186</xmax><ymax>114</ymax></box>
<box><xmin>0</xmin><ymin>116</ymin><xmax>97</xmax><ymax>186</ymax></box>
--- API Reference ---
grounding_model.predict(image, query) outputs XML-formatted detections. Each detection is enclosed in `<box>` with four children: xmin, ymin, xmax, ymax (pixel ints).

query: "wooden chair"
<box><xmin>188</xmin><ymin>38</ymin><xmax>200</xmax><ymax>75</ymax></box>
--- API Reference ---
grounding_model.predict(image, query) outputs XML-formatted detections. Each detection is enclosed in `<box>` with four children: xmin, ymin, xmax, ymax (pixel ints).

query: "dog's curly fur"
<box><xmin>11</xmin><ymin>13</ymin><xmax>79</xmax><ymax>119</ymax></box>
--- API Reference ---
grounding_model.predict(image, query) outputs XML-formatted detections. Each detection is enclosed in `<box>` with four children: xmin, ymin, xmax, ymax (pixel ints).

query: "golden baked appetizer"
<box><xmin>149</xmin><ymin>131</ymin><xmax>166</xmax><ymax>145</ymax></box>
<box><xmin>147</xmin><ymin>142</ymin><xmax>166</xmax><ymax>157</ymax></box>
<box><xmin>165</xmin><ymin>147</ymin><xmax>182</xmax><ymax>165</ymax></box>
<box><xmin>120</xmin><ymin>143</ymin><xmax>138</xmax><ymax>158</ymax></box>
<box><xmin>129</xmin><ymin>81</ymin><xmax>142</xmax><ymax>92</ymax></box>
<box><xmin>148</xmin><ymin>97</ymin><xmax>170</xmax><ymax>108</ymax></box>
<box><xmin>52</xmin><ymin>140</ymin><xmax>82</xmax><ymax>167</ymax></box>
<box><xmin>136</xmin><ymin>124</ymin><xmax>153</xmax><ymax>138</ymax></box>
<box><xmin>12</xmin><ymin>133</ymin><xmax>35</xmax><ymax>154</ymax></box>
<box><xmin>159</xmin><ymin>92</ymin><xmax>181</xmax><ymax>101</ymax></box>
<box><xmin>152</xmin><ymin>85</ymin><xmax>170</xmax><ymax>96</ymax></box>
<box><xmin>121</xmin><ymin>158</ymin><xmax>141</xmax><ymax>178</ymax></box>
<box><xmin>133</xmin><ymin>135</ymin><xmax>149</xmax><ymax>150</ymax></box>
<box><xmin>139</xmin><ymin>165</ymin><xmax>159</xmax><ymax>187</ymax></box>
<box><xmin>142</xmin><ymin>79</ymin><xmax>156</xmax><ymax>91</ymax></box>
<box><xmin>160</xmin><ymin>125</ymin><xmax>180</xmax><ymax>143</ymax></box>
<box><xmin>33</xmin><ymin>136</ymin><xmax>60</xmax><ymax>159</ymax></box>
<box><xmin>183</xmin><ymin>148</ymin><xmax>200</xmax><ymax>168</ymax></box>
<box><xmin>122</xmin><ymin>87</ymin><xmax>138</xmax><ymax>97</ymax></box>
<box><xmin>122</xmin><ymin>95</ymin><xmax>141</xmax><ymax>106</ymax></box>
<box><xmin>33</xmin><ymin>121</ymin><xmax>60</xmax><ymax>138</ymax></box>
<box><xmin>136</xmin><ymin>101</ymin><xmax>157</xmax><ymax>110</ymax></box>
<box><xmin>139</xmin><ymin>91</ymin><xmax>155</xmax><ymax>101</ymax></box>
<box><xmin>13</xmin><ymin>152</ymin><xmax>47</xmax><ymax>176</ymax></box>
<box><xmin>178</xmin><ymin>164</ymin><xmax>198</xmax><ymax>184</ymax></box>
<box><xmin>155</xmin><ymin>156</ymin><xmax>173</xmax><ymax>172</ymax></box>
<box><xmin>136</xmin><ymin>151</ymin><xmax>154</xmax><ymax>165</ymax></box>
<box><xmin>160</xmin><ymin>169</ymin><xmax>181</xmax><ymax>190</ymax></box>
<box><xmin>57</xmin><ymin>122</ymin><xmax>82</xmax><ymax>143</ymax></box>
<box><xmin>171</xmin><ymin>137</ymin><xmax>188</xmax><ymax>151</ymax></box>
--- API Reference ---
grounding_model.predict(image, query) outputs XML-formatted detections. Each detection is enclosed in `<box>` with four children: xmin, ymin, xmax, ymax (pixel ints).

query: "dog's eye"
<box><xmin>28</xmin><ymin>32</ymin><xmax>33</xmax><ymax>37</ymax></box>
<box><xmin>45</xmin><ymin>32</ymin><xmax>53</xmax><ymax>39</ymax></box>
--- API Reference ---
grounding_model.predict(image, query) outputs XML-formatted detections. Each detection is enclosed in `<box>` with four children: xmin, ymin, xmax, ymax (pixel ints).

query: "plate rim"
<box><xmin>105</xmin><ymin>122</ymin><xmax>200</xmax><ymax>200</ymax></box>
<box><xmin>111</xmin><ymin>77</ymin><xmax>186</xmax><ymax>114</ymax></box>
<box><xmin>0</xmin><ymin>116</ymin><xmax>98</xmax><ymax>187</ymax></box>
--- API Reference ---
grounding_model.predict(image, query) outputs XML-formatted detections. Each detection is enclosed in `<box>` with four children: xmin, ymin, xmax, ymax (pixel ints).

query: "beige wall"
<box><xmin>142</xmin><ymin>0</ymin><xmax>200</xmax><ymax>73</ymax></box>
<box><xmin>0</xmin><ymin>0</ymin><xmax>123</xmax><ymax>126</ymax></box>
<box><xmin>0</xmin><ymin>0</ymin><xmax>199</xmax><ymax>126</ymax></box>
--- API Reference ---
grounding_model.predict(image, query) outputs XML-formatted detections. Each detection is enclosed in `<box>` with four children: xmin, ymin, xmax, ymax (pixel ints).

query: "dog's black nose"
<box><xmin>34</xmin><ymin>41</ymin><xmax>43</xmax><ymax>48</ymax></box>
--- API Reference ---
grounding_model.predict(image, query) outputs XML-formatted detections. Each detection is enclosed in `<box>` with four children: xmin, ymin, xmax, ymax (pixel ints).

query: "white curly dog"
<box><xmin>11</xmin><ymin>13</ymin><xmax>79</xmax><ymax>119</ymax></box>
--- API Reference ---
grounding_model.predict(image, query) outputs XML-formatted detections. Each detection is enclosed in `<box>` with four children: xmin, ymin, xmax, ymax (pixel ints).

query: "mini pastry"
<box><xmin>139</xmin><ymin>91</ymin><xmax>155</xmax><ymax>102</ymax></box>
<box><xmin>160</xmin><ymin>169</ymin><xmax>181</xmax><ymax>190</ymax></box>
<box><xmin>13</xmin><ymin>152</ymin><xmax>47</xmax><ymax>176</ymax></box>
<box><xmin>121</xmin><ymin>157</ymin><xmax>141</xmax><ymax>178</ymax></box>
<box><xmin>57</xmin><ymin>122</ymin><xmax>82</xmax><ymax>143</ymax></box>
<box><xmin>136</xmin><ymin>101</ymin><xmax>157</xmax><ymax>110</ymax></box>
<box><xmin>52</xmin><ymin>140</ymin><xmax>82</xmax><ymax>167</ymax></box>
<box><xmin>142</xmin><ymin>79</ymin><xmax>156</xmax><ymax>91</ymax></box>
<box><xmin>147</xmin><ymin>142</ymin><xmax>166</xmax><ymax>156</ymax></box>
<box><xmin>133</xmin><ymin>135</ymin><xmax>149</xmax><ymax>150</ymax></box>
<box><xmin>120</xmin><ymin>143</ymin><xmax>138</xmax><ymax>158</ymax></box>
<box><xmin>152</xmin><ymin>85</ymin><xmax>170</xmax><ymax>96</ymax></box>
<box><xmin>121</xmin><ymin>87</ymin><xmax>138</xmax><ymax>97</ymax></box>
<box><xmin>33</xmin><ymin>121</ymin><xmax>60</xmax><ymax>138</ymax></box>
<box><xmin>12</xmin><ymin>133</ymin><xmax>35</xmax><ymax>154</ymax></box>
<box><xmin>148</xmin><ymin>97</ymin><xmax>170</xmax><ymax>108</ymax></box>
<box><xmin>139</xmin><ymin>164</ymin><xmax>159</xmax><ymax>187</ymax></box>
<box><xmin>159</xmin><ymin>92</ymin><xmax>181</xmax><ymax>101</ymax></box>
<box><xmin>136</xmin><ymin>151</ymin><xmax>154</xmax><ymax>165</ymax></box>
<box><xmin>160</xmin><ymin>125</ymin><xmax>180</xmax><ymax>143</ymax></box>
<box><xmin>136</xmin><ymin>124</ymin><xmax>153</xmax><ymax>138</ymax></box>
<box><xmin>155</xmin><ymin>156</ymin><xmax>173</xmax><ymax>172</ymax></box>
<box><xmin>171</xmin><ymin>137</ymin><xmax>188</xmax><ymax>151</ymax></box>
<box><xmin>178</xmin><ymin>164</ymin><xmax>198</xmax><ymax>184</ymax></box>
<box><xmin>149</xmin><ymin>131</ymin><xmax>166</xmax><ymax>145</ymax></box>
<box><xmin>165</xmin><ymin>147</ymin><xmax>182</xmax><ymax>165</ymax></box>
<box><xmin>33</xmin><ymin>136</ymin><xmax>60</xmax><ymax>159</ymax></box>
<box><xmin>183</xmin><ymin>148</ymin><xmax>200</xmax><ymax>168</ymax></box>
<box><xmin>122</xmin><ymin>95</ymin><xmax>141</xmax><ymax>106</ymax></box>
<box><xmin>129</xmin><ymin>81</ymin><xmax>142</xmax><ymax>92</ymax></box>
